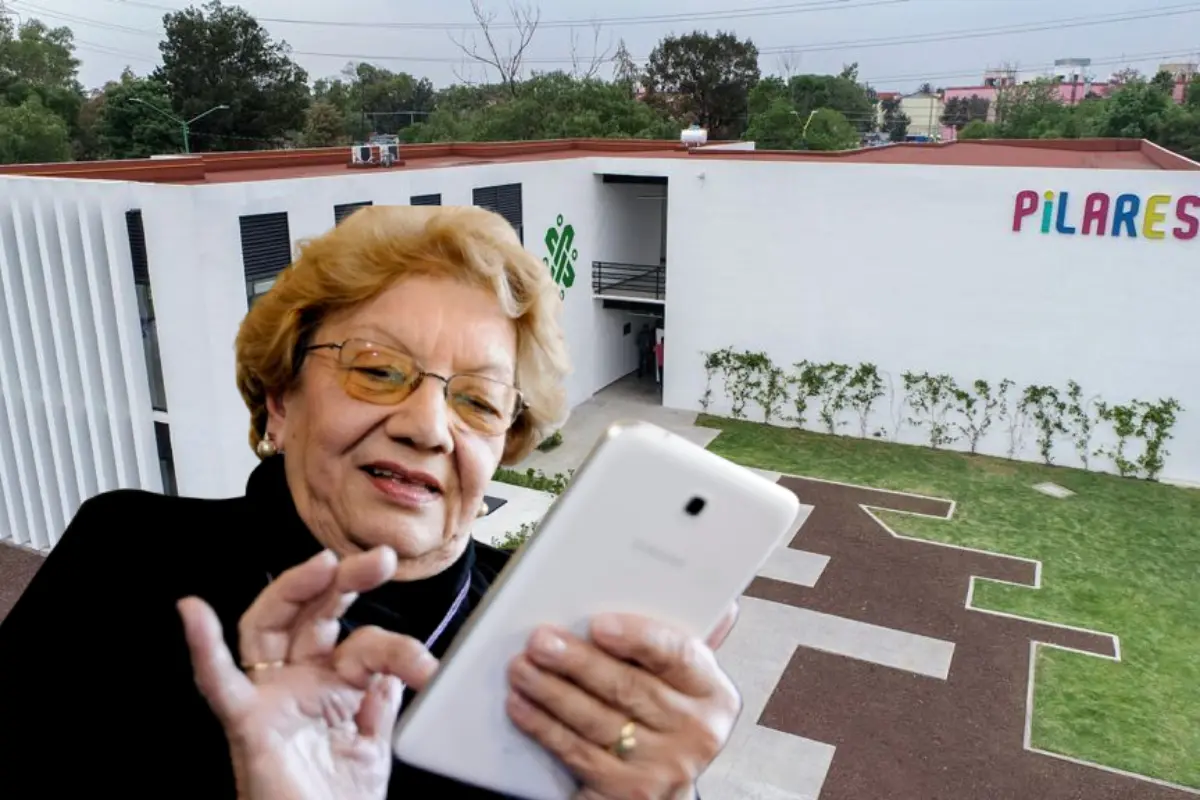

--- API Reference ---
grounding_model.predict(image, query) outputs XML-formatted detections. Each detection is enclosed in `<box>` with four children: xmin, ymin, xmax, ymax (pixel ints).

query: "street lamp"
<box><xmin>130</xmin><ymin>98</ymin><xmax>229</xmax><ymax>155</ymax></box>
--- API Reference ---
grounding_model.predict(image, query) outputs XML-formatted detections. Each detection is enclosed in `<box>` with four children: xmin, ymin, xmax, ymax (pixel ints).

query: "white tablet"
<box><xmin>393</xmin><ymin>420</ymin><xmax>803</xmax><ymax>800</ymax></box>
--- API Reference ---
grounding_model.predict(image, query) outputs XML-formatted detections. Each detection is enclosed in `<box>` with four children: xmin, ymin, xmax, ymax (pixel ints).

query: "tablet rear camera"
<box><xmin>685</xmin><ymin>496</ymin><xmax>706</xmax><ymax>516</ymax></box>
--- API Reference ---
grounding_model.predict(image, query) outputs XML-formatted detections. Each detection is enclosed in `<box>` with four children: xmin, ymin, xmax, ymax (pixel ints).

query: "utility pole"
<box><xmin>130</xmin><ymin>98</ymin><xmax>229</xmax><ymax>154</ymax></box>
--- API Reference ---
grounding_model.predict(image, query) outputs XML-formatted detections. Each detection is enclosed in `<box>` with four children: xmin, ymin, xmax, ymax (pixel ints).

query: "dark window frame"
<box><xmin>240</xmin><ymin>212</ymin><xmax>292</xmax><ymax>305</ymax></box>
<box><xmin>473</xmin><ymin>184</ymin><xmax>523</xmax><ymax>244</ymax></box>
<box><xmin>411</xmin><ymin>193</ymin><xmax>442</xmax><ymax>206</ymax></box>
<box><xmin>125</xmin><ymin>210</ymin><xmax>168</xmax><ymax>413</ymax></box>
<box><xmin>334</xmin><ymin>201</ymin><xmax>373</xmax><ymax>225</ymax></box>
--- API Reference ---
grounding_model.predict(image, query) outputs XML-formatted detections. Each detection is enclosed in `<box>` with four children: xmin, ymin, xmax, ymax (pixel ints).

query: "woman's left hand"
<box><xmin>506</xmin><ymin>604</ymin><xmax>742</xmax><ymax>800</ymax></box>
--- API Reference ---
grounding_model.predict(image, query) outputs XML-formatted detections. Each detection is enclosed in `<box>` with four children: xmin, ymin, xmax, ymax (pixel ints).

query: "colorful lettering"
<box><xmin>1055</xmin><ymin>191</ymin><xmax>1077</xmax><ymax>235</ymax></box>
<box><xmin>1014</xmin><ymin>190</ymin><xmax>1195</xmax><ymax>243</ymax></box>
<box><xmin>1111</xmin><ymin>194</ymin><xmax>1140</xmax><ymax>238</ymax></box>
<box><xmin>1142</xmin><ymin>195</ymin><xmax>1170</xmax><ymax>240</ymax></box>
<box><xmin>1013</xmin><ymin>190</ymin><xmax>1038</xmax><ymax>232</ymax></box>
<box><xmin>1081</xmin><ymin>193</ymin><xmax>1109</xmax><ymax>236</ymax></box>
<box><xmin>1174</xmin><ymin>195</ymin><xmax>1200</xmax><ymax>241</ymax></box>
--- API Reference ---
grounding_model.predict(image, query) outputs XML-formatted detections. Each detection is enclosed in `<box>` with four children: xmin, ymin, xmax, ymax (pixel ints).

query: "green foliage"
<box><xmin>94</xmin><ymin>71</ymin><xmax>180</xmax><ymax>158</ymax></box>
<box><xmin>941</xmin><ymin>94</ymin><xmax>991</xmax><ymax>131</ymax></box>
<box><xmin>700</xmin><ymin>348</ymin><xmax>732</xmax><ymax>412</ymax></box>
<box><xmin>492</xmin><ymin>467</ymin><xmax>572</xmax><ymax>495</ymax></box>
<box><xmin>492</xmin><ymin>522</ymin><xmax>536</xmax><ymax>552</ymax></box>
<box><xmin>301</xmin><ymin>101</ymin><xmax>348</xmax><ymax>147</ymax></box>
<box><xmin>1065</xmin><ymin>380</ymin><xmax>1099</xmax><ymax>471</ymax></box>
<box><xmin>155</xmin><ymin>0</ymin><xmax>310</xmax><ymax>151</ymax></box>
<box><xmin>1097</xmin><ymin>399</ymin><xmax>1184</xmax><ymax>481</ymax></box>
<box><xmin>846</xmin><ymin>363</ymin><xmax>885</xmax><ymax>437</ymax></box>
<box><xmin>407</xmin><ymin>73</ymin><xmax>679</xmax><ymax>143</ymax></box>
<box><xmin>803</xmin><ymin>108</ymin><xmax>859</xmax><ymax>151</ymax></box>
<box><xmin>1020</xmin><ymin>385</ymin><xmax>1067</xmax><ymax>465</ymax></box>
<box><xmin>0</xmin><ymin>94</ymin><xmax>70</xmax><ymax>163</ymax></box>
<box><xmin>1096</xmin><ymin>401</ymin><xmax>1139</xmax><ymax>478</ymax></box>
<box><xmin>743</xmin><ymin>97</ymin><xmax>806</xmax><ymax>150</ymax></box>
<box><xmin>643</xmin><ymin>31</ymin><xmax>760</xmax><ymax>139</ymax></box>
<box><xmin>703</xmin><ymin>349</ymin><xmax>1184</xmax><ymax>480</ymax></box>
<box><xmin>958</xmin><ymin>119</ymin><xmax>996</xmax><ymax>139</ymax></box>
<box><xmin>788</xmin><ymin>70</ymin><xmax>876</xmax><ymax>134</ymax></box>
<box><xmin>903</xmin><ymin>372</ymin><xmax>960</xmax><ymax>449</ymax></box>
<box><xmin>879</xmin><ymin>95</ymin><xmax>909</xmax><ymax>142</ymax></box>
<box><xmin>954</xmin><ymin>378</ymin><xmax>1011</xmax><ymax>454</ymax></box>
<box><xmin>536</xmin><ymin>430</ymin><xmax>563</xmax><ymax>453</ymax></box>
<box><xmin>1135</xmin><ymin>399</ymin><xmax>1182</xmax><ymax>481</ymax></box>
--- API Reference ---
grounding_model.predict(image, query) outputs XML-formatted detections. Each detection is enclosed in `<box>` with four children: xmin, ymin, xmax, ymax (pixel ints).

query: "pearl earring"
<box><xmin>256</xmin><ymin>434</ymin><xmax>278</xmax><ymax>459</ymax></box>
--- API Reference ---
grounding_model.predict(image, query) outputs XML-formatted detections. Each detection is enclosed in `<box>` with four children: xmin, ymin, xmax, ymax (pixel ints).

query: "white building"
<box><xmin>1</xmin><ymin>137</ymin><xmax>1198</xmax><ymax>550</ymax></box>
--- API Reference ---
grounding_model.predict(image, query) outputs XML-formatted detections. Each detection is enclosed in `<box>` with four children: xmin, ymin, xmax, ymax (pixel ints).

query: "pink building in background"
<box><xmin>938</xmin><ymin>71</ymin><xmax>1191</xmax><ymax>141</ymax></box>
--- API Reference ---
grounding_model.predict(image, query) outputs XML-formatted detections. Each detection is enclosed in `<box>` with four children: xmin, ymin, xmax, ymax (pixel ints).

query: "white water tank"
<box><xmin>681</xmin><ymin>125</ymin><xmax>708</xmax><ymax>147</ymax></box>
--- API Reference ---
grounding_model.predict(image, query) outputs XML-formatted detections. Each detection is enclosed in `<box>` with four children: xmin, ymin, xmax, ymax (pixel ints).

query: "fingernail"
<box><xmin>315</xmin><ymin>549</ymin><xmax>337</xmax><ymax>566</ymax></box>
<box><xmin>593</xmin><ymin>615</ymin><xmax>622</xmax><ymax>638</ymax></box>
<box><xmin>507</xmin><ymin>691</ymin><xmax>533</xmax><ymax>715</ymax></box>
<box><xmin>532</xmin><ymin>629</ymin><xmax>566</xmax><ymax>657</ymax></box>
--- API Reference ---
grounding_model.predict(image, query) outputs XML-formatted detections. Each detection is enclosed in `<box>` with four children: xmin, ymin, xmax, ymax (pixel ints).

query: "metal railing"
<box><xmin>592</xmin><ymin>261</ymin><xmax>666</xmax><ymax>300</ymax></box>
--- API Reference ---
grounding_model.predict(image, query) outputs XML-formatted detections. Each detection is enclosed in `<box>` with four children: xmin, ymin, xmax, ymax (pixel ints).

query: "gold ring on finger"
<box><xmin>609</xmin><ymin>721</ymin><xmax>637</xmax><ymax>759</ymax></box>
<box><xmin>242</xmin><ymin>660</ymin><xmax>285</xmax><ymax>673</ymax></box>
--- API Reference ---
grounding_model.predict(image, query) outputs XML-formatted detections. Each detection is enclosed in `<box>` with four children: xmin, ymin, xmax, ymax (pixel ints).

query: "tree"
<box><xmin>993</xmin><ymin>79</ymin><xmax>1067</xmax><ymax>138</ymax></box>
<box><xmin>155</xmin><ymin>0</ymin><xmax>310</xmax><ymax>151</ymax></box>
<box><xmin>612</xmin><ymin>39</ymin><xmax>639</xmax><ymax>97</ymax></box>
<box><xmin>1098</xmin><ymin>78</ymin><xmax>1173</xmax><ymax>139</ymax></box>
<box><xmin>301</xmin><ymin>101</ymin><xmax>346</xmax><ymax>147</ymax></box>
<box><xmin>880</xmin><ymin>95</ymin><xmax>909</xmax><ymax>141</ymax></box>
<box><xmin>941</xmin><ymin>95</ymin><xmax>990</xmax><ymax>131</ymax></box>
<box><xmin>317</xmin><ymin>62</ymin><xmax>437</xmax><ymax>139</ymax></box>
<box><xmin>0</xmin><ymin>95</ymin><xmax>71</xmax><ymax>163</ymax></box>
<box><xmin>643</xmin><ymin>31</ymin><xmax>760</xmax><ymax>139</ymax></box>
<box><xmin>0</xmin><ymin>16</ymin><xmax>84</xmax><ymax>147</ymax></box>
<box><xmin>405</xmin><ymin>72</ymin><xmax>679</xmax><ymax>143</ymax></box>
<box><xmin>958</xmin><ymin>119</ymin><xmax>995</xmax><ymax>139</ymax></box>
<box><xmin>95</xmin><ymin>70</ymin><xmax>181</xmax><ymax>158</ymax></box>
<box><xmin>450</xmin><ymin>0</ymin><xmax>539</xmax><ymax>96</ymax></box>
<box><xmin>804</xmin><ymin>107</ymin><xmax>858</xmax><ymax>151</ymax></box>
<box><xmin>744</xmin><ymin>97</ymin><xmax>804</xmax><ymax>149</ymax></box>
<box><xmin>787</xmin><ymin>72</ymin><xmax>876</xmax><ymax>134</ymax></box>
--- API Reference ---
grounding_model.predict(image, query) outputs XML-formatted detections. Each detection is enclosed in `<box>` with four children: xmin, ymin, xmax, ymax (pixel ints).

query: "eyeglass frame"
<box><xmin>303</xmin><ymin>338</ymin><xmax>528</xmax><ymax>433</ymax></box>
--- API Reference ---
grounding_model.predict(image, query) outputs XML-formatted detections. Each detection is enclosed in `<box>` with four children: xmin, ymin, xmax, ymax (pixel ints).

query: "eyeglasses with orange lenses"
<box><xmin>305</xmin><ymin>339</ymin><xmax>525</xmax><ymax>436</ymax></box>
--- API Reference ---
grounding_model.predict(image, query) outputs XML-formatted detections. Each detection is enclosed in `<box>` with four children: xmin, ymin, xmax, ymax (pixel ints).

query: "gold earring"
<box><xmin>256</xmin><ymin>434</ymin><xmax>278</xmax><ymax>459</ymax></box>
<box><xmin>477</xmin><ymin>501</ymin><xmax>489</xmax><ymax>518</ymax></box>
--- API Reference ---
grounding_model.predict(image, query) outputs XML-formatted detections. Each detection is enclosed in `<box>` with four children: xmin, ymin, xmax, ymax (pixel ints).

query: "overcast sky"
<box><xmin>10</xmin><ymin>0</ymin><xmax>1200</xmax><ymax>93</ymax></box>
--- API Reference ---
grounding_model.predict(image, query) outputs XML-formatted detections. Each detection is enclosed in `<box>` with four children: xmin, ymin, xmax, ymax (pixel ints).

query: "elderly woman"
<box><xmin>0</xmin><ymin>206</ymin><xmax>741</xmax><ymax>799</ymax></box>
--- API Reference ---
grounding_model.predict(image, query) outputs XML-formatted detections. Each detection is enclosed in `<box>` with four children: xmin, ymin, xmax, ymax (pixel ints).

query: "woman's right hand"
<box><xmin>177</xmin><ymin>546</ymin><xmax>438</xmax><ymax>800</ymax></box>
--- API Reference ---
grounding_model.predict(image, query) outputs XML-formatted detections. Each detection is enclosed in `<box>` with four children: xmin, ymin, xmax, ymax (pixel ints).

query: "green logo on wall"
<box><xmin>544</xmin><ymin>214</ymin><xmax>577</xmax><ymax>299</ymax></box>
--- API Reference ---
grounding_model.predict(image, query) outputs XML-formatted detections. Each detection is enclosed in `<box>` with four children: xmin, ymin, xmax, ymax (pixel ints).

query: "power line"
<box><xmin>29</xmin><ymin>0</ymin><xmax>1200</xmax><ymax>68</ymax></box>
<box><xmin>755</xmin><ymin>2</ymin><xmax>1200</xmax><ymax>55</ymax></box>
<box><xmin>98</xmin><ymin>0</ymin><xmax>906</xmax><ymax>31</ymax></box>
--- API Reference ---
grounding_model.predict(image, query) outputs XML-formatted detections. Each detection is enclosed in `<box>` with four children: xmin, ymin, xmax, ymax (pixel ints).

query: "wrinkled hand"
<box><xmin>177</xmin><ymin>547</ymin><xmax>438</xmax><ymax>800</ymax></box>
<box><xmin>506</xmin><ymin>604</ymin><xmax>742</xmax><ymax>800</ymax></box>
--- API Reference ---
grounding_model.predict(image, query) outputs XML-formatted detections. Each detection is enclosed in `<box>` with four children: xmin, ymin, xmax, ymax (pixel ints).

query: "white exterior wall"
<box><xmin>650</xmin><ymin>158</ymin><xmax>1200</xmax><ymax>484</ymax></box>
<box><xmin>4</xmin><ymin>153</ymin><xmax>1199</xmax><ymax>546</ymax></box>
<box><xmin>0</xmin><ymin>177</ymin><xmax>162</xmax><ymax>548</ymax></box>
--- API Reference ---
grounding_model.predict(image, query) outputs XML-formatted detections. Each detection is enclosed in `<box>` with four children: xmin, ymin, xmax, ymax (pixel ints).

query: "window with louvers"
<box><xmin>126</xmin><ymin>210</ymin><xmax>150</xmax><ymax>284</ymax></box>
<box><xmin>411</xmin><ymin>194</ymin><xmax>442</xmax><ymax>206</ymax></box>
<box><xmin>240</xmin><ymin>212</ymin><xmax>292</xmax><ymax>305</ymax></box>
<box><xmin>473</xmin><ymin>184</ymin><xmax>523</xmax><ymax>244</ymax></box>
<box><xmin>334</xmin><ymin>201</ymin><xmax>372</xmax><ymax>225</ymax></box>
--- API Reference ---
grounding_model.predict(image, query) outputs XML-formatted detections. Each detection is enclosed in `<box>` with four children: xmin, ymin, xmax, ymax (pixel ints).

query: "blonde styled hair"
<box><xmin>235</xmin><ymin>204</ymin><xmax>570</xmax><ymax>465</ymax></box>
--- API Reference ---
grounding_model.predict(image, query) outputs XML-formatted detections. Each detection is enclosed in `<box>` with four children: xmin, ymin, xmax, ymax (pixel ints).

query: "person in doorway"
<box><xmin>636</xmin><ymin>322</ymin><xmax>654</xmax><ymax>379</ymax></box>
<box><xmin>0</xmin><ymin>205</ymin><xmax>742</xmax><ymax>800</ymax></box>
<box><xmin>655</xmin><ymin>335</ymin><xmax>665</xmax><ymax>384</ymax></box>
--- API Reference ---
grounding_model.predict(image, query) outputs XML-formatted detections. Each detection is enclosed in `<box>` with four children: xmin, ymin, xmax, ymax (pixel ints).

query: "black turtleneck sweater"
<box><xmin>0</xmin><ymin>455</ymin><xmax>520</xmax><ymax>799</ymax></box>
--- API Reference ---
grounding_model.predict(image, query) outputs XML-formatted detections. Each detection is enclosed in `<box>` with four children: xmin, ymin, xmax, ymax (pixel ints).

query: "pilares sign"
<box><xmin>1013</xmin><ymin>190</ymin><xmax>1199</xmax><ymax>240</ymax></box>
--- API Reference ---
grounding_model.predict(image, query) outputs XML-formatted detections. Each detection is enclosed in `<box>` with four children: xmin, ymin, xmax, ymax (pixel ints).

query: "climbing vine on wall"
<box><xmin>903</xmin><ymin>372</ymin><xmax>960</xmax><ymax>449</ymax></box>
<box><xmin>954</xmin><ymin>379</ymin><xmax>1012</xmax><ymax>454</ymax></box>
<box><xmin>700</xmin><ymin>348</ymin><xmax>1184</xmax><ymax>481</ymax></box>
<box><xmin>1020</xmin><ymin>385</ymin><xmax>1067</xmax><ymax>466</ymax></box>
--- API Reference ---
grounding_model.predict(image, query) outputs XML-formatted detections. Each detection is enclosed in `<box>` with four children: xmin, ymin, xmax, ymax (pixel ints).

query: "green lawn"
<box><xmin>698</xmin><ymin>415</ymin><xmax>1200</xmax><ymax>790</ymax></box>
